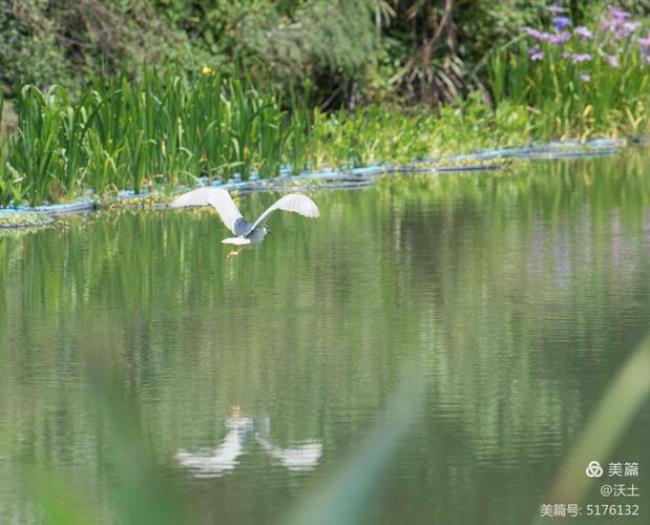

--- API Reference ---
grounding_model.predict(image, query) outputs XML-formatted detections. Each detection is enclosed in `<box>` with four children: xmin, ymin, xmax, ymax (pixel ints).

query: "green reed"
<box><xmin>285</xmin><ymin>84</ymin><xmax>312</xmax><ymax>173</ymax></box>
<box><xmin>0</xmin><ymin>70</ymin><xmax>313</xmax><ymax>205</ymax></box>
<box><xmin>2</xmin><ymin>60</ymin><xmax>649</xmax><ymax>207</ymax></box>
<box><xmin>0</xmin><ymin>68</ymin><xmax>532</xmax><ymax>207</ymax></box>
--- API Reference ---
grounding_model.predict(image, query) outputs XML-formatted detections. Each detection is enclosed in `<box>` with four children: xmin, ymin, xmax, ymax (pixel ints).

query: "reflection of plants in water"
<box><xmin>8</xmin><ymin>335</ymin><xmax>649</xmax><ymax>524</ymax></box>
<box><xmin>1</xmin><ymin>156</ymin><xmax>650</xmax><ymax>523</ymax></box>
<box><xmin>378</xmin><ymin>156</ymin><xmax>650</xmax><ymax>462</ymax></box>
<box><xmin>544</xmin><ymin>336</ymin><xmax>650</xmax><ymax>506</ymax></box>
<box><xmin>3</xmin><ymin>158</ymin><xmax>650</xmax><ymax>423</ymax></box>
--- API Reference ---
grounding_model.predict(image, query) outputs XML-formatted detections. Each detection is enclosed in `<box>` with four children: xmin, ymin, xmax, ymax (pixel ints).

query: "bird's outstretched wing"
<box><xmin>170</xmin><ymin>188</ymin><xmax>243</xmax><ymax>234</ymax></box>
<box><xmin>247</xmin><ymin>193</ymin><xmax>319</xmax><ymax>237</ymax></box>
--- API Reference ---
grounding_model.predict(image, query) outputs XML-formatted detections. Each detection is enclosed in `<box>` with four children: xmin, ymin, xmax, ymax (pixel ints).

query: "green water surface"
<box><xmin>1</xmin><ymin>154</ymin><xmax>650</xmax><ymax>524</ymax></box>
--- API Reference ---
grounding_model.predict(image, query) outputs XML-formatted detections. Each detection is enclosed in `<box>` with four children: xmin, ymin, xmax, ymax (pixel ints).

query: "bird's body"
<box><xmin>169</xmin><ymin>187</ymin><xmax>319</xmax><ymax>257</ymax></box>
<box><xmin>221</xmin><ymin>218</ymin><xmax>267</xmax><ymax>245</ymax></box>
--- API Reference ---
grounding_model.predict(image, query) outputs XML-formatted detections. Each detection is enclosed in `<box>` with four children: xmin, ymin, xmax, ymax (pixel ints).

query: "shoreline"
<box><xmin>0</xmin><ymin>138</ymin><xmax>634</xmax><ymax>230</ymax></box>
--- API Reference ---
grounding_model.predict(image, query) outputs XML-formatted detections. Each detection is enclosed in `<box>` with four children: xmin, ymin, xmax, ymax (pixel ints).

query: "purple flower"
<box><xmin>523</xmin><ymin>26</ymin><xmax>573</xmax><ymax>46</ymax></box>
<box><xmin>574</xmin><ymin>26</ymin><xmax>593</xmax><ymax>40</ymax></box>
<box><xmin>523</xmin><ymin>27</ymin><xmax>545</xmax><ymax>40</ymax></box>
<box><xmin>640</xmin><ymin>34</ymin><xmax>650</xmax><ymax>63</ymax></box>
<box><xmin>553</xmin><ymin>16</ymin><xmax>572</xmax><ymax>32</ymax></box>
<box><xmin>580</xmin><ymin>73</ymin><xmax>591</xmax><ymax>82</ymax></box>
<box><xmin>601</xmin><ymin>7</ymin><xmax>640</xmax><ymax>40</ymax></box>
<box><xmin>611</xmin><ymin>20</ymin><xmax>642</xmax><ymax>40</ymax></box>
<box><xmin>569</xmin><ymin>53</ymin><xmax>592</xmax><ymax>63</ymax></box>
<box><xmin>608</xmin><ymin>6</ymin><xmax>630</xmax><ymax>20</ymax></box>
<box><xmin>641</xmin><ymin>42</ymin><xmax>650</xmax><ymax>63</ymax></box>
<box><xmin>528</xmin><ymin>45</ymin><xmax>544</xmax><ymax>61</ymax></box>
<box><xmin>619</xmin><ymin>21</ymin><xmax>642</xmax><ymax>39</ymax></box>
<box><xmin>548</xmin><ymin>4</ymin><xmax>567</xmax><ymax>14</ymax></box>
<box><xmin>547</xmin><ymin>31</ymin><xmax>572</xmax><ymax>45</ymax></box>
<box><xmin>639</xmin><ymin>31</ymin><xmax>650</xmax><ymax>50</ymax></box>
<box><xmin>606</xmin><ymin>54</ymin><xmax>620</xmax><ymax>67</ymax></box>
<box><xmin>614</xmin><ymin>28</ymin><xmax>636</xmax><ymax>40</ymax></box>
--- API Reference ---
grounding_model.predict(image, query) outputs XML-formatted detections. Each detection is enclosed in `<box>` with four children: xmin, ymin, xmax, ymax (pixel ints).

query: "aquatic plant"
<box><xmin>0</xmin><ymin>71</ymin><xmax>314</xmax><ymax>206</ymax></box>
<box><xmin>2</xmin><ymin>34</ymin><xmax>650</xmax><ymax>208</ymax></box>
<box><xmin>0</xmin><ymin>69</ymin><xmax>537</xmax><ymax>207</ymax></box>
<box><xmin>488</xmin><ymin>3</ymin><xmax>650</xmax><ymax>139</ymax></box>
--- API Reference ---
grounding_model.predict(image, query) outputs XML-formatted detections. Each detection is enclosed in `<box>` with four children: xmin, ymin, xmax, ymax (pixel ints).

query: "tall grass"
<box><xmin>0</xmin><ymin>70</ymin><xmax>313</xmax><ymax>206</ymax></box>
<box><xmin>1</xmin><ymin>68</ymin><xmax>528</xmax><ymax>207</ymax></box>
<box><xmin>487</xmin><ymin>5</ymin><xmax>650</xmax><ymax>140</ymax></box>
<box><xmin>489</xmin><ymin>41</ymin><xmax>650</xmax><ymax>140</ymax></box>
<box><xmin>2</xmin><ymin>34</ymin><xmax>650</xmax><ymax>207</ymax></box>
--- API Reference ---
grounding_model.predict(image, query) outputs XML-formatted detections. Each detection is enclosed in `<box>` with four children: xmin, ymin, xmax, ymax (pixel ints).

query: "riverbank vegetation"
<box><xmin>1</xmin><ymin>1</ymin><xmax>650</xmax><ymax>205</ymax></box>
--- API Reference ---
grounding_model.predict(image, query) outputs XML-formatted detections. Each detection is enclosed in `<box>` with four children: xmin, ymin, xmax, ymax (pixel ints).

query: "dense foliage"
<box><xmin>0</xmin><ymin>69</ymin><xmax>535</xmax><ymax>206</ymax></box>
<box><xmin>2</xmin><ymin>1</ymin><xmax>650</xmax><ymax>205</ymax></box>
<box><xmin>5</xmin><ymin>0</ymin><xmax>644</xmax><ymax>107</ymax></box>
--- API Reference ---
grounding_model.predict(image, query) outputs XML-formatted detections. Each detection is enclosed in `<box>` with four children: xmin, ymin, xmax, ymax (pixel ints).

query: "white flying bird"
<box><xmin>170</xmin><ymin>188</ymin><xmax>320</xmax><ymax>259</ymax></box>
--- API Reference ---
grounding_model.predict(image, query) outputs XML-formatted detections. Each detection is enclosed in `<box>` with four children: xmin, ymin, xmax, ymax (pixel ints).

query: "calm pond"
<box><xmin>1</xmin><ymin>153</ymin><xmax>650</xmax><ymax>524</ymax></box>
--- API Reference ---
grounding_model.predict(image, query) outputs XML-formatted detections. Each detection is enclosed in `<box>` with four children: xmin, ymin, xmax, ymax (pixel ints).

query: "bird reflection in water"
<box><xmin>255</xmin><ymin>416</ymin><xmax>322</xmax><ymax>472</ymax></box>
<box><xmin>175</xmin><ymin>406</ymin><xmax>323</xmax><ymax>478</ymax></box>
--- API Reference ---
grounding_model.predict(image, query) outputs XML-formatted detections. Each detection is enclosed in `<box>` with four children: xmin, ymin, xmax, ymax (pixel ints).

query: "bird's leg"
<box><xmin>226</xmin><ymin>247</ymin><xmax>242</xmax><ymax>261</ymax></box>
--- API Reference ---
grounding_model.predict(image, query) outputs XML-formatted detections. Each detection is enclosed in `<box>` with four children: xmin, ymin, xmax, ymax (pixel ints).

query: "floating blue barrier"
<box><xmin>350</xmin><ymin>164</ymin><xmax>389</xmax><ymax>176</ymax></box>
<box><xmin>0</xmin><ymin>198</ymin><xmax>95</xmax><ymax>215</ymax></box>
<box><xmin>442</xmin><ymin>138</ymin><xmax>624</xmax><ymax>164</ymax></box>
<box><xmin>437</xmin><ymin>165</ymin><xmax>502</xmax><ymax>173</ymax></box>
<box><xmin>0</xmin><ymin>138</ymin><xmax>631</xmax><ymax>223</ymax></box>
